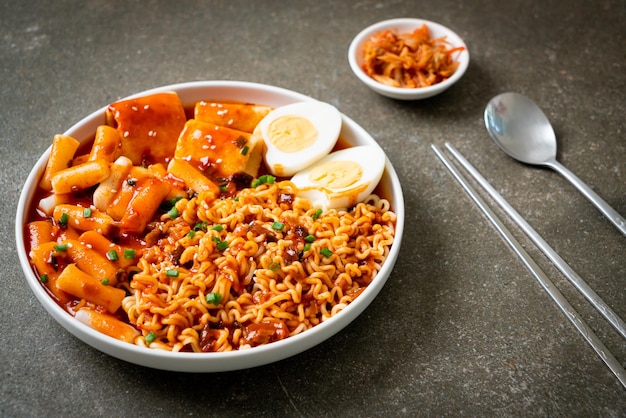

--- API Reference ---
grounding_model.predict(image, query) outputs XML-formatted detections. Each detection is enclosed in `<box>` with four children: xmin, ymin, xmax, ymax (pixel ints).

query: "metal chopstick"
<box><xmin>444</xmin><ymin>142</ymin><xmax>626</xmax><ymax>340</ymax></box>
<box><xmin>431</xmin><ymin>144</ymin><xmax>626</xmax><ymax>388</ymax></box>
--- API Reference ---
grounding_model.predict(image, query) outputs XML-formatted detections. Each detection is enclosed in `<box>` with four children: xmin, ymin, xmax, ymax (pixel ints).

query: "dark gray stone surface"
<box><xmin>2</xmin><ymin>1</ymin><xmax>624</xmax><ymax>416</ymax></box>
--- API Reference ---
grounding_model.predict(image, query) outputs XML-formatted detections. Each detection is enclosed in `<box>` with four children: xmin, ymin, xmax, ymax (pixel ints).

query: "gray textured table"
<box><xmin>2</xmin><ymin>1</ymin><xmax>624</xmax><ymax>416</ymax></box>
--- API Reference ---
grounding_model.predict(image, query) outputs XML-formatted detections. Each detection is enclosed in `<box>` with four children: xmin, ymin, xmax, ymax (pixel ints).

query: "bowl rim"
<box><xmin>348</xmin><ymin>17</ymin><xmax>470</xmax><ymax>99</ymax></box>
<box><xmin>15</xmin><ymin>80</ymin><xmax>405</xmax><ymax>372</ymax></box>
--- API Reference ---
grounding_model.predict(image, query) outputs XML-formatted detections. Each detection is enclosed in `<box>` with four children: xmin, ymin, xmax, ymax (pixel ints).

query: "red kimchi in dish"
<box><xmin>361</xmin><ymin>24</ymin><xmax>464</xmax><ymax>88</ymax></box>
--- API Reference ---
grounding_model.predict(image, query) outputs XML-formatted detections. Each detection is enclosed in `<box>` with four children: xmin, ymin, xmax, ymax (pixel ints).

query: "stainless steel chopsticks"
<box><xmin>431</xmin><ymin>143</ymin><xmax>626</xmax><ymax>388</ymax></box>
<box><xmin>443</xmin><ymin>143</ymin><xmax>626</xmax><ymax>340</ymax></box>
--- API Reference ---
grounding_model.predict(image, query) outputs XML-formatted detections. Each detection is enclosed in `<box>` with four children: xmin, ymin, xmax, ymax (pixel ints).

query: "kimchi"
<box><xmin>361</xmin><ymin>24</ymin><xmax>464</xmax><ymax>89</ymax></box>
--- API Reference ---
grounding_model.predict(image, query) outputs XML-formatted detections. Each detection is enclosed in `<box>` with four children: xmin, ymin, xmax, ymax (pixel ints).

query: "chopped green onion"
<box><xmin>211</xmin><ymin>224</ymin><xmax>223</xmax><ymax>231</ymax></box>
<box><xmin>166</xmin><ymin>269</ymin><xmax>179</xmax><ymax>277</ymax></box>
<box><xmin>40</xmin><ymin>274</ymin><xmax>49</xmax><ymax>284</ymax></box>
<box><xmin>83</xmin><ymin>208</ymin><xmax>92</xmax><ymax>218</ymax></box>
<box><xmin>101</xmin><ymin>278</ymin><xmax>110</xmax><ymax>286</ymax></box>
<box><xmin>219</xmin><ymin>185</ymin><xmax>227</xmax><ymax>193</ymax></box>
<box><xmin>124</xmin><ymin>248</ymin><xmax>136</xmax><ymax>259</ymax></box>
<box><xmin>251</xmin><ymin>174</ymin><xmax>276</xmax><ymax>188</ymax></box>
<box><xmin>206</xmin><ymin>292</ymin><xmax>223</xmax><ymax>305</ymax></box>
<box><xmin>211</xmin><ymin>235</ymin><xmax>228</xmax><ymax>251</ymax></box>
<box><xmin>303</xmin><ymin>243</ymin><xmax>312</xmax><ymax>252</ymax></box>
<box><xmin>272</xmin><ymin>221</ymin><xmax>285</xmax><ymax>231</ymax></box>
<box><xmin>240</xmin><ymin>145</ymin><xmax>249</xmax><ymax>156</ymax></box>
<box><xmin>58</xmin><ymin>212</ymin><xmax>69</xmax><ymax>226</ymax></box>
<box><xmin>269</xmin><ymin>262</ymin><xmax>280</xmax><ymax>271</ymax></box>
<box><xmin>160</xmin><ymin>196</ymin><xmax>182</xmax><ymax>213</ymax></box>
<box><xmin>305</xmin><ymin>234</ymin><xmax>315</xmax><ymax>243</ymax></box>
<box><xmin>312</xmin><ymin>208</ymin><xmax>322</xmax><ymax>220</ymax></box>
<box><xmin>187</xmin><ymin>230</ymin><xmax>196</xmax><ymax>239</ymax></box>
<box><xmin>320</xmin><ymin>247</ymin><xmax>333</xmax><ymax>258</ymax></box>
<box><xmin>193</xmin><ymin>221</ymin><xmax>208</xmax><ymax>231</ymax></box>
<box><xmin>168</xmin><ymin>207</ymin><xmax>179</xmax><ymax>219</ymax></box>
<box><xmin>107</xmin><ymin>249</ymin><xmax>119</xmax><ymax>261</ymax></box>
<box><xmin>145</xmin><ymin>331</ymin><xmax>157</xmax><ymax>344</ymax></box>
<box><xmin>54</xmin><ymin>243</ymin><xmax>68</xmax><ymax>252</ymax></box>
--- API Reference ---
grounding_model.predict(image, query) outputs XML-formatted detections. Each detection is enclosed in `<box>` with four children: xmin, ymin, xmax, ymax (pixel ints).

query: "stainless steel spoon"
<box><xmin>484</xmin><ymin>92</ymin><xmax>626</xmax><ymax>236</ymax></box>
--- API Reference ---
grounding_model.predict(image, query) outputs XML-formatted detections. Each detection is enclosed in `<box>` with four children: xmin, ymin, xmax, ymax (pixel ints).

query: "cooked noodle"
<box><xmin>121</xmin><ymin>180</ymin><xmax>396</xmax><ymax>352</ymax></box>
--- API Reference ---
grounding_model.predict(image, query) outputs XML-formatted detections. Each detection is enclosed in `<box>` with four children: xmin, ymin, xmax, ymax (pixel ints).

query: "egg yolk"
<box><xmin>268</xmin><ymin>115</ymin><xmax>317</xmax><ymax>153</ymax></box>
<box><xmin>308</xmin><ymin>160</ymin><xmax>362</xmax><ymax>189</ymax></box>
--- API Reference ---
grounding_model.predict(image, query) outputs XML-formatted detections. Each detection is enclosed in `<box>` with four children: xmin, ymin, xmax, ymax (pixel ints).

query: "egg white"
<box><xmin>254</xmin><ymin>101</ymin><xmax>342</xmax><ymax>177</ymax></box>
<box><xmin>290</xmin><ymin>145</ymin><xmax>386</xmax><ymax>210</ymax></box>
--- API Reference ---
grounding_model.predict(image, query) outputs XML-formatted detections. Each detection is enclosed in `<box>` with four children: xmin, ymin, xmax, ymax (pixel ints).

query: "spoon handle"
<box><xmin>547</xmin><ymin>160</ymin><xmax>626</xmax><ymax>236</ymax></box>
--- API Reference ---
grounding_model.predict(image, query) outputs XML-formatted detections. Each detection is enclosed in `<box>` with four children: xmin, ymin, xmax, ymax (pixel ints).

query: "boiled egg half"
<box><xmin>254</xmin><ymin>101</ymin><xmax>342</xmax><ymax>177</ymax></box>
<box><xmin>291</xmin><ymin>145</ymin><xmax>386</xmax><ymax>210</ymax></box>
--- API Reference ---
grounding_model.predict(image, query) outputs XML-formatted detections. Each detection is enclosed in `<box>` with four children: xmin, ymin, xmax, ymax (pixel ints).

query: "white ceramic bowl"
<box><xmin>348</xmin><ymin>18</ymin><xmax>469</xmax><ymax>100</ymax></box>
<box><xmin>15</xmin><ymin>81</ymin><xmax>405</xmax><ymax>372</ymax></box>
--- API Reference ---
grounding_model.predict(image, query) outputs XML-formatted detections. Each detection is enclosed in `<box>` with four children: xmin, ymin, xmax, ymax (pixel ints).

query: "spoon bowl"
<box><xmin>484</xmin><ymin>92</ymin><xmax>626</xmax><ymax>235</ymax></box>
<box><xmin>485</xmin><ymin>93</ymin><xmax>557</xmax><ymax>165</ymax></box>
